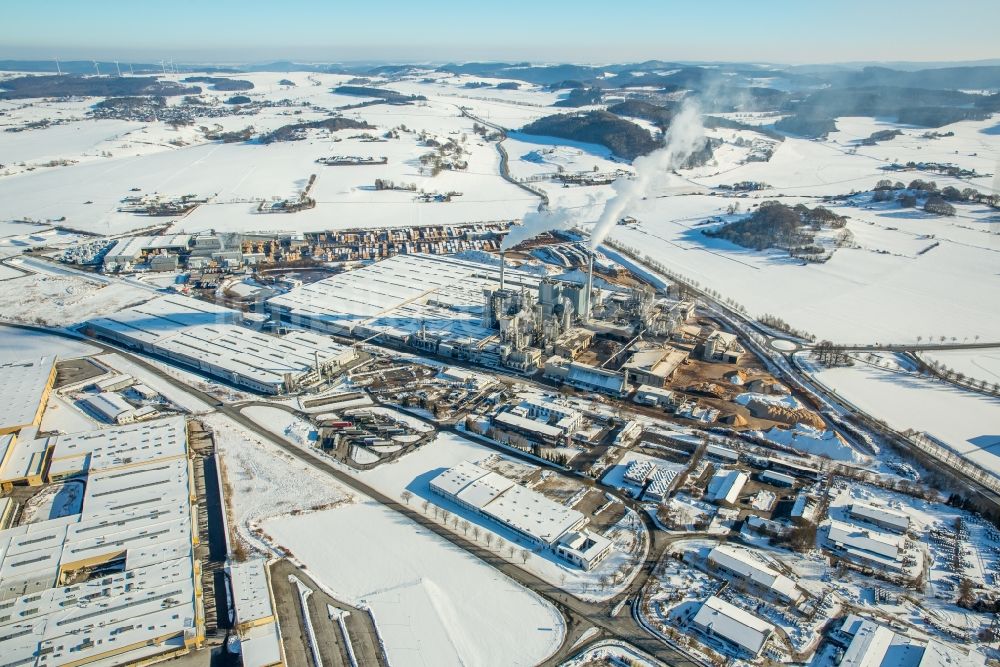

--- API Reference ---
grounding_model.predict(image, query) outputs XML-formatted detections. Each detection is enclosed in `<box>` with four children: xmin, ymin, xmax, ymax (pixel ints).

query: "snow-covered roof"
<box><xmin>48</xmin><ymin>415</ymin><xmax>187</xmax><ymax>478</ymax></box>
<box><xmin>707</xmin><ymin>545</ymin><xmax>800</xmax><ymax>601</ymax></box>
<box><xmin>105</xmin><ymin>234</ymin><xmax>192</xmax><ymax>262</ymax></box>
<box><xmin>707</xmin><ymin>468</ymin><xmax>748</xmax><ymax>504</ymax></box>
<box><xmin>431</xmin><ymin>460</ymin><xmax>585</xmax><ymax>545</ymax></box>
<box><xmin>79</xmin><ymin>391</ymin><xmax>135</xmax><ymax>421</ymax></box>
<box><xmin>849</xmin><ymin>502</ymin><xmax>910</xmax><ymax>532</ymax></box>
<box><xmin>0</xmin><ymin>356</ymin><xmax>54</xmax><ymax>432</ymax></box>
<box><xmin>89</xmin><ymin>295</ymin><xmax>356</xmax><ymax>391</ymax></box>
<box><xmin>692</xmin><ymin>595</ymin><xmax>774</xmax><ymax>655</ymax></box>
<box><xmin>0</xmin><ymin>416</ymin><xmax>198</xmax><ymax>666</ymax></box>
<box><xmin>840</xmin><ymin>618</ymin><xmax>984</xmax><ymax>667</ymax></box>
<box><xmin>494</xmin><ymin>411</ymin><xmax>563</xmax><ymax>439</ymax></box>
<box><xmin>229</xmin><ymin>559</ymin><xmax>276</xmax><ymax>627</ymax></box>
<box><xmin>828</xmin><ymin>520</ymin><xmax>904</xmax><ymax>561</ymax></box>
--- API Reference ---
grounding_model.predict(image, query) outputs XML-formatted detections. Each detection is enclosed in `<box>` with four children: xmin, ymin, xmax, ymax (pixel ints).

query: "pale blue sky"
<box><xmin>2</xmin><ymin>0</ymin><xmax>999</xmax><ymax>64</ymax></box>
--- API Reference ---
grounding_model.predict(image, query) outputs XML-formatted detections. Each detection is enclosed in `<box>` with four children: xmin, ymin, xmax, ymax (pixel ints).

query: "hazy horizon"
<box><xmin>3</xmin><ymin>0</ymin><xmax>999</xmax><ymax>65</ymax></box>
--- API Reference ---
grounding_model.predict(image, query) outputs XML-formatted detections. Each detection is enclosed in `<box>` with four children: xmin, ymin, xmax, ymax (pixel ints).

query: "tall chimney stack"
<box><xmin>585</xmin><ymin>251</ymin><xmax>594</xmax><ymax>322</ymax></box>
<box><xmin>499</xmin><ymin>250</ymin><xmax>506</xmax><ymax>291</ymax></box>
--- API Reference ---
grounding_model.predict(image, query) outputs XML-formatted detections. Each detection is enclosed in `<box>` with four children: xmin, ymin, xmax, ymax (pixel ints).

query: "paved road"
<box><xmin>5</xmin><ymin>322</ymin><xmax>702</xmax><ymax>666</ymax></box>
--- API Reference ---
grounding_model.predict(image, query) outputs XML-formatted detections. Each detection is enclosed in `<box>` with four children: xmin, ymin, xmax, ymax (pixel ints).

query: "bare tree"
<box><xmin>520</xmin><ymin>549</ymin><xmax>530</xmax><ymax>564</ymax></box>
<box><xmin>484</xmin><ymin>533</ymin><xmax>494</xmax><ymax>549</ymax></box>
<box><xmin>401</xmin><ymin>490</ymin><xmax>413</xmax><ymax>505</ymax></box>
<box><xmin>472</xmin><ymin>526</ymin><xmax>480</xmax><ymax>542</ymax></box>
<box><xmin>460</xmin><ymin>520</ymin><xmax>470</xmax><ymax>535</ymax></box>
<box><xmin>422</xmin><ymin>499</ymin><xmax>430</xmax><ymax>514</ymax></box>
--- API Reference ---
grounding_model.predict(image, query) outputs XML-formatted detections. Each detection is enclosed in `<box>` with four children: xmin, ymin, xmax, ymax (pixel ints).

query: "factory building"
<box><xmin>88</xmin><ymin>295</ymin><xmax>356</xmax><ymax>394</ymax></box>
<box><xmin>838</xmin><ymin>616</ymin><xmax>984</xmax><ymax>667</ymax></box>
<box><xmin>621</xmin><ymin>344</ymin><xmax>688</xmax><ymax>387</ymax></box>
<box><xmin>229</xmin><ymin>559</ymin><xmax>284</xmax><ymax>667</ymax></box>
<box><xmin>0</xmin><ymin>416</ymin><xmax>203</xmax><ymax>666</ymax></box>
<box><xmin>430</xmin><ymin>460</ymin><xmax>587</xmax><ymax>549</ymax></box>
<box><xmin>706</xmin><ymin>545</ymin><xmax>802</xmax><ymax>603</ymax></box>
<box><xmin>702</xmin><ymin>329</ymin><xmax>745</xmax><ymax>364</ymax></box>
<box><xmin>544</xmin><ymin>356</ymin><xmax>627</xmax><ymax>396</ymax></box>
<box><xmin>826</xmin><ymin>520</ymin><xmax>906</xmax><ymax>572</ymax></box>
<box><xmin>0</xmin><ymin>356</ymin><xmax>56</xmax><ymax>436</ymax></box>
<box><xmin>103</xmin><ymin>234</ymin><xmax>192</xmax><ymax>272</ymax></box>
<box><xmin>707</xmin><ymin>468</ymin><xmax>749</xmax><ymax>505</ymax></box>
<box><xmin>690</xmin><ymin>595</ymin><xmax>775</xmax><ymax>658</ymax></box>
<box><xmin>79</xmin><ymin>391</ymin><xmax>156</xmax><ymax>424</ymax></box>
<box><xmin>848</xmin><ymin>502</ymin><xmax>910</xmax><ymax>534</ymax></box>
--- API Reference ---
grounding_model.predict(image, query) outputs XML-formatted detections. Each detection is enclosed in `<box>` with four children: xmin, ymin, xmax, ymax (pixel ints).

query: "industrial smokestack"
<box><xmin>499</xmin><ymin>250</ymin><xmax>506</xmax><ymax>291</ymax></box>
<box><xmin>585</xmin><ymin>252</ymin><xmax>594</xmax><ymax>322</ymax></box>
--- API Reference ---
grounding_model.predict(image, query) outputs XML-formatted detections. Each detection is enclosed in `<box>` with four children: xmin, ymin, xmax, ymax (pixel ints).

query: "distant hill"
<box><xmin>0</xmin><ymin>74</ymin><xmax>198</xmax><ymax>99</ymax></box>
<box><xmin>520</xmin><ymin>111</ymin><xmax>658</xmax><ymax>159</ymax></box>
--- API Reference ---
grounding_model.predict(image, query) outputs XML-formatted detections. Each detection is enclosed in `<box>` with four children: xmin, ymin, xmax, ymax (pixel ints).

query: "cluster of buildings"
<box><xmin>0</xmin><ymin>412</ymin><xmax>204</xmax><ymax>666</ymax></box>
<box><xmin>825</xmin><ymin>502</ymin><xmax>913</xmax><ymax>575</ymax></box>
<box><xmin>87</xmin><ymin>294</ymin><xmax>357</xmax><ymax>394</ymax></box>
<box><xmin>837</xmin><ymin>615</ymin><xmax>984</xmax><ymax>667</ymax></box>
<box><xmin>491</xmin><ymin>396</ymin><xmax>584</xmax><ymax>445</ymax></box>
<box><xmin>430</xmin><ymin>460</ymin><xmax>612</xmax><ymax>570</ymax></box>
<box><xmin>303</xmin><ymin>222</ymin><xmax>508</xmax><ymax>262</ymax></box>
<box><xmin>101</xmin><ymin>232</ymin><xmax>248</xmax><ymax>273</ymax></box>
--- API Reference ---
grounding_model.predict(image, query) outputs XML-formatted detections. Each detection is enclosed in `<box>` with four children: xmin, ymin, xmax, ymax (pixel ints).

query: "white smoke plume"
<box><xmin>501</xmin><ymin>195</ymin><xmax>595</xmax><ymax>250</ymax></box>
<box><xmin>589</xmin><ymin>99</ymin><xmax>706</xmax><ymax>251</ymax></box>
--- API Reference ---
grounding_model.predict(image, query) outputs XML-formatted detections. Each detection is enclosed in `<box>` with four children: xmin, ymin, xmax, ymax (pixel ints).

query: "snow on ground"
<box><xmin>356</xmin><ymin>431</ymin><xmax>647</xmax><ymax>602</ymax></box>
<box><xmin>754</xmin><ymin>423</ymin><xmax>865</xmax><ymax>463</ymax></box>
<box><xmin>205</xmin><ymin>412</ymin><xmax>352</xmax><ymax>554</ymax></box>
<box><xmin>241</xmin><ymin>405</ymin><xmax>316</xmax><ymax>446</ymax></box>
<box><xmin>0</xmin><ymin>271</ymin><xmax>152</xmax><ymax>327</ymax></box>
<box><xmin>562</xmin><ymin>640</ymin><xmax>661</xmax><ymax>667</ymax></box>
<box><xmin>266</xmin><ymin>498</ymin><xmax>565</xmax><ymax>667</ymax></box>
<box><xmin>0</xmin><ymin>324</ymin><xmax>98</xmax><ymax>363</ymax></box>
<box><xmin>921</xmin><ymin>349</ymin><xmax>1000</xmax><ymax>385</ymax></box>
<box><xmin>734</xmin><ymin>391</ymin><xmax>802</xmax><ymax>410</ymax></box>
<box><xmin>357</xmin><ymin>405</ymin><xmax>435</xmax><ymax>432</ymax></box>
<box><xmin>804</xmin><ymin>353</ymin><xmax>1000</xmax><ymax>476</ymax></box>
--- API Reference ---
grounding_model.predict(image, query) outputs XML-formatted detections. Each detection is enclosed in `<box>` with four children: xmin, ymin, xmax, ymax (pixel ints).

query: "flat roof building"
<box><xmin>707</xmin><ymin>545</ymin><xmax>801</xmax><ymax>603</ymax></box>
<box><xmin>88</xmin><ymin>295</ymin><xmax>356</xmax><ymax>394</ymax></box>
<box><xmin>839</xmin><ymin>617</ymin><xmax>984</xmax><ymax>667</ymax></box>
<box><xmin>79</xmin><ymin>391</ymin><xmax>139</xmax><ymax>424</ymax></box>
<box><xmin>555</xmin><ymin>530</ymin><xmax>613</xmax><ymax>571</ymax></box>
<box><xmin>691</xmin><ymin>595</ymin><xmax>775</xmax><ymax>657</ymax></box>
<box><xmin>827</xmin><ymin>520</ymin><xmax>906</xmax><ymax>571</ymax></box>
<box><xmin>430</xmin><ymin>460</ymin><xmax>586</xmax><ymax>548</ymax></box>
<box><xmin>0</xmin><ymin>356</ymin><xmax>56</xmax><ymax>436</ymax></box>
<box><xmin>848</xmin><ymin>502</ymin><xmax>910</xmax><ymax>534</ymax></box>
<box><xmin>0</xmin><ymin>416</ymin><xmax>203</xmax><ymax>666</ymax></box>
<box><xmin>622</xmin><ymin>345</ymin><xmax>688</xmax><ymax>387</ymax></box>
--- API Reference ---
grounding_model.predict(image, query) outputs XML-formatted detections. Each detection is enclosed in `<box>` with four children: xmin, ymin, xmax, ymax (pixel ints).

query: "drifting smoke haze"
<box><xmin>501</xmin><ymin>196</ymin><xmax>595</xmax><ymax>250</ymax></box>
<box><xmin>589</xmin><ymin>100</ymin><xmax>706</xmax><ymax>251</ymax></box>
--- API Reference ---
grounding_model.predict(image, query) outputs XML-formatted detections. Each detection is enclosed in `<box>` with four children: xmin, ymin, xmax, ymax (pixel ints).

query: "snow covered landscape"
<box><xmin>0</xmin><ymin>7</ymin><xmax>999</xmax><ymax>667</ymax></box>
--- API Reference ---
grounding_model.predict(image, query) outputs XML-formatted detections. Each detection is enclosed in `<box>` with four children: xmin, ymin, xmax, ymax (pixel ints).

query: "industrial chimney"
<box><xmin>584</xmin><ymin>251</ymin><xmax>594</xmax><ymax>322</ymax></box>
<box><xmin>499</xmin><ymin>250</ymin><xmax>506</xmax><ymax>291</ymax></box>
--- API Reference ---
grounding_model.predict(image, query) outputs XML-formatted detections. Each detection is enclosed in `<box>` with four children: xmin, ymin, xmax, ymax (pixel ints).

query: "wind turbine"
<box><xmin>129</xmin><ymin>63</ymin><xmax>134</xmax><ymax>76</ymax></box>
<box><xmin>160</xmin><ymin>59</ymin><xmax>166</xmax><ymax>75</ymax></box>
<box><xmin>93</xmin><ymin>60</ymin><xmax>101</xmax><ymax>76</ymax></box>
<box><xmin>54</xmin><ymin>57</ymin><xmax>61</xmax><ymax>75</ymax></box>
<box><xmin>114</xmin><ymin>60</ymin><xmax>121</xmax><ymax>77</ymax></box>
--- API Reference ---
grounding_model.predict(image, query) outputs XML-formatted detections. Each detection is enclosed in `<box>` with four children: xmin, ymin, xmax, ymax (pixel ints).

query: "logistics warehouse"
<box><xmin>430</xmin><ymin>460</ymin><xmax>613</xmax><ymax>570</ymax></box>
<box><xmin>87</xmin><ymin>294</ymin><xmax>357</xmax><ymax>394</ymax></box>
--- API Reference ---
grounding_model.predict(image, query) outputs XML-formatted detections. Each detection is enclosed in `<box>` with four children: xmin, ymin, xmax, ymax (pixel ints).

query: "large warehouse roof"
<box><xmin>0</xmin><ymin>416</ymin><xmax>200</xmax><ymax>667</ymax></box>
<box><xmin>0</xmin><ymin>356</ymin><xmax>55</xmax><ymax>433</ymax></box>
<box><xmin>430</xmin><ymin>460</ymin><xmax>585</xmax><ymax>546</ymax></box>
<box><xmin>267</xmin><ymin>254</ymin><xmax>540</xmax><ymax>346</ymax></box>
<box><xmin>88</xmin><ymin>295</ymin><xmax>355</xmax><ymax>392</ymax></box>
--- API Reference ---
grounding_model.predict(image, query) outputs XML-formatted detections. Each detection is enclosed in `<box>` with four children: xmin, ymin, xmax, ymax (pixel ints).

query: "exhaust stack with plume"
<box><xmin>500</xmin><ymin>197</ymin><xmax>596</xmax><ymax>252</ymax></box>
<box><xmin>589</xmin><ymin>100</ymin><xmax>706</xmax><ymax>251</ymax></box>
<box><xmin>585</xmin><ymin>252</ymin><xmax>594</xmax><ymax>322</ymax></box>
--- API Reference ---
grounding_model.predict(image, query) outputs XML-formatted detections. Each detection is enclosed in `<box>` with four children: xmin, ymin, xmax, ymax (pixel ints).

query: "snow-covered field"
<box><xmin>0</xmin><ymin>271</ymin><xmax>151</xmax><ymax>326</ymax></box>
<box><xmin>224</xmin><ymin>411</ymin><xmax>567</xmax><ymax>665</ymax></box>
<box><xmin>0</xmin><ymin>324</ymin><xmax>98</xmax><ymax>363</ymax></box>
<box><xmin>266</xmin><ymin>500</ymin><xmax>565</xmax><ymax>667</ymax></box>
<box><xmin>357</xmin><ymin>431</ymin><xmax>647</xmax><ymax>602</ymax></box>
<box><xmin>804</xmin><ymin>354</ymin><xmax>1000</xmax><ymax>476</ymax></box>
